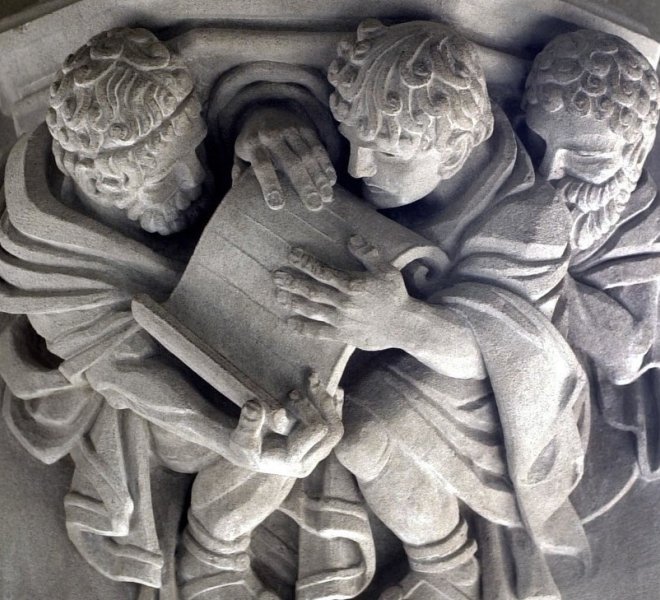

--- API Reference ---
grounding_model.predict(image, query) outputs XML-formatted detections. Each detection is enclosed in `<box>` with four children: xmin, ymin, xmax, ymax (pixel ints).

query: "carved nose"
<box><xmin>540</xmin><ymin>150</ymin><xmax>566</xmax><ymax>181</ymax></box>
<box><xmin>348</xmin><ymin>146</ymin><xmax>377</xmax><ymax>179</ymax></box>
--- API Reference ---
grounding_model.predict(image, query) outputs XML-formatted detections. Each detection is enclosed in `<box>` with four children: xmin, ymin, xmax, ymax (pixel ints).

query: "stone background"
<box><xmin>1</xmin><ymin>1</ymin><xmax>659</xmax><ymax>599</ymax></box>
<box><xmin>1</xmin><ymin>0</ymin><xmax>659</xmax><ymax>39</ymax></box>
<box><xmin>599</xmin><ymin>0</ymin><xmax>660</xmax><ymax>38</ymax></box>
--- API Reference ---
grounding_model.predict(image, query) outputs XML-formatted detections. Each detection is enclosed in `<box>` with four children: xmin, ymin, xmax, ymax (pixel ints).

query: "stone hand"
<box><xmin>273</xmin><ymin>236</ymin><xmax>414</xmax><ymax>351</ymax></box>
<box><xmin>229</xmin><ymin>371</ymin><xmax>344</xmax><ymax>478</ymax></box>
<box><xmin>234</xmin><ymin>106</ymin><xmax>337</xmax><ymax>211</ymax></box>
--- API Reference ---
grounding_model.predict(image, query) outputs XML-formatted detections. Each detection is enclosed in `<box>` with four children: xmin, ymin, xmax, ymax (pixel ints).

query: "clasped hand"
<box><xmin>229</xmin><ymin>372</ymin><xmax>344</xmax><ymax>478</ymax></box>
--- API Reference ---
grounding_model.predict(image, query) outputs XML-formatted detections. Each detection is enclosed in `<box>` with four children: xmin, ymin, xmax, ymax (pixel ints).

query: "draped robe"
<box><xmin>0</xmin><ymin>125</ymin><xmax>193</xmax><ymax>586</ymax></box>
<box><xmin>0</xmin><ymin>108</ymin><xmax>589</xmax><ymax>598</ymax></box>
<box><xmin>566</xmin><ymin>171</ymin><xmax>660</xmax><ymax>480</ymax></box>
<box><xmin>343</xmin><ymin>107</ymin><xmax>589</xmax><ymax>568</ymax></box>
<box><xmin>0</xmin><ymin>122</ymin><xmax>375</xmax><ymax>598</ymax></box>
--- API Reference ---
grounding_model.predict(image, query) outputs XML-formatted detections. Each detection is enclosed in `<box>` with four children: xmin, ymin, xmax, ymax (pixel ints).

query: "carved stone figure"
<box><xmin>523</xmin><ymin>29</ymin><xmax>660</xmax><ymax>486</ymax></box>
<box><xmin>0</xmin><ymin>28</ymin><xmax>345</xmax><ymax>600</ymax></box>
<box><xmin>269</xmin><ymin>19</ymin><xmax>588</xmax><ymax>599</ymax></box>
<box><xmin>2</xmin><ymin>7</ymin><xmax>660</xmax><ymax>600</ymax></box>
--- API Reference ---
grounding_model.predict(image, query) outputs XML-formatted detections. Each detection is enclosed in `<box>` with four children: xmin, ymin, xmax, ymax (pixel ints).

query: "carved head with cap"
<box><xmin>47</xmin><ymin>27</ymin><xmax>207</xmax><ymax>235</ymax></box>
<box><xmin>524</xmin><ymin>29</ymin><xmax>660</xmax><ymax>249</ymax></box>
<box><xmin>327</xmin><ymin>19</ymin><xmax>494</xmax><ymax>209</ymax></box>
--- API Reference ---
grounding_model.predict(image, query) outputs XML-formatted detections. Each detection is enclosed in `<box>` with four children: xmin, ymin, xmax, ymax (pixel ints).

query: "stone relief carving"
<box><xmin>0</xmin><ymin>7</ymin><xmax>659</xmax><ymax>600</ymax></box>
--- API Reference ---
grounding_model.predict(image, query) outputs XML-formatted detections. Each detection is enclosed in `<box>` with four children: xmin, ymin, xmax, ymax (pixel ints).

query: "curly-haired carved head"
<box><xmin>46</xmin><ymin>28</ymin><xmax>207</xmax><ymax>235</ymax></box>
<box><xmin>327</xmin><ymin>19</ymin><xmax>494</xmax><ymax>208</ymax></box>
<box><xmin>523</xmin><ymin>30</ymin><xmax>660</xmax><ymax>249</ymax></box>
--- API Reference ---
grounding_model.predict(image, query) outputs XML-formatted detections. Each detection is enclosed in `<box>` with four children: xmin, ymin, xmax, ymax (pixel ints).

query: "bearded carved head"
<box><xmin>46</xmin><ymin>27</ymin><xmax>207</xmax><ymax>235</ymax></box>
<box><xmin>523</xmin><ymin>29</ymin><xmax>660</xmax><ymax>250</ymax></box>
<box><xmin>327</xmin><ymin>19</ymin><xmax>494</xmax><ymax>208</ymax></box>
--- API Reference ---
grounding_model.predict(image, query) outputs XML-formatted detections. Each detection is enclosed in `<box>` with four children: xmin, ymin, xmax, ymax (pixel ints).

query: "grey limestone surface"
<box><xmin>1</xmin><ymin>3</ymin><xmax>660</xmax><ymax>600</ymax></box>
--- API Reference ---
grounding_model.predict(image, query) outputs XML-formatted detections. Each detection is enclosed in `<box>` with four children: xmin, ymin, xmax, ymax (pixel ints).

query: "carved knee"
<box><xmin>334</xmin><ymin>399</ymin><xmax>392</xmax><ymax>482</ymax></box>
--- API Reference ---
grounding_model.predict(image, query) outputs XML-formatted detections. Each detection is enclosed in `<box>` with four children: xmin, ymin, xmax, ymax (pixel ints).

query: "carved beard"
<box><xmin>556</xmin><ymin>167</ymin><xmax>638</xmax><ymax>251</ymax></box>
<box><xmin>133</xmin><ymin>180</ymin><xmax>206</xmax><ymax>235</ymax></box>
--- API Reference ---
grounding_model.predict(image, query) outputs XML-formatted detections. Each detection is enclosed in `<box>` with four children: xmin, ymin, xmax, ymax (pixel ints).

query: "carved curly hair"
<box><xmin>46</xmin><ymin>28</ymin><xmax>206</xmax><ymax>234</ymax></box>
<box><xmin>327</xmin><ymin>19</ymin><xmax>494</xmax><ymax>161</ymax></box>
<box><xmin>523</xmin><ymin>29</ymin><xmax>660</xmax><ymax>145</ymax></box>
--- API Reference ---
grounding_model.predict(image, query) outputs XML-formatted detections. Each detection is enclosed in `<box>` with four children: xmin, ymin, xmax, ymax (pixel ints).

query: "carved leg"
<box><xmin>179</xmin><ymin>458</ymin><xmax>295</xmax><ymax>600</ymax></box>
<box><xmin>335</xmin><ymin>400</ymin><xmax>480</xmax><ymax>600</ymax></box>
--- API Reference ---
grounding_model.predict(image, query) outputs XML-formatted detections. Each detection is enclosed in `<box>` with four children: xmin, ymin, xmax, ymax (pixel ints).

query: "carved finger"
<box><xmin>347</xmin><ymin>235</ymin><xmax>386</xmax><ymax>271</ymax></box>
<box><xmin>298</xmin><ymin>126</ymin><xmax>337</xmax><ymax>187</ymax></box>
<box><xmin>289</xmin><ymin>247</ymin><xmax>358</xmax><ymax>293</ymax></box>
<box><xmin>333</xmin><ymin>387</ymin><xmax>345</xmax><ymax>416</ymax></box>
<box><xmin>276</xmin><ymin>290</ymin><xmax>339</xmax><ymax>325</ymax></box>
<box><xmin>273</xmin><ymin>270</ymin><xmax>348</xmax><ymax>307</ymax></box>
<box><xmin>284</xmin><ymin>388</ymin><xmax>322</xmax><ymax>425</ymax></box>
<box><xmin>251</xmin><ymin>146</ymin><xmax>285</xmax><ymax>210</ymax></box>
<box><xmin>230</xmin><ymin>399</ymin><xmax>266</xmax><ymax>462</ymax></box>
<box><xmin>287</xmin><ymin>316</ymin><xmax>339</xmax><ymax>340</ymax></box>
<box><xmin>286</xmin><ymin>420</ymin><xmax>330</xmax><ymax>463</ymax></box>
<box><xmin>349</xmin><ymin>236</ymin><xmax>400</xmax><ymax>280</ymax></box>
<box><xmin>269</xmin><ymin>139</ymin><xmax>323</xmax><ymax>211</ymax></box>
<box><xmin>231</xmin><ymin>156</ymin><xmax>250</xmax><ymax>184</ymax></box>
<box><xmin>282</xmin><ymin>129</ymin><xmax>333</xmax><ymax>203</ymax></box>
<box><xmin>304</xmin><ymin>372</ymin><xmax>340</xmax><ymax>424</ymax></box>
<box><xmin>297</xmin><ymin>423</ymin><xmax>344</xmax><ymax>473</ymax></box>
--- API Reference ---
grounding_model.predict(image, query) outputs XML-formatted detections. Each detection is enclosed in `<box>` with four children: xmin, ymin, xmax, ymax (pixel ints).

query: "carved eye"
<box><xmin>376</xmin><ymin>150</ymin><xmax>398</xmax><ymax>159</ymax></box>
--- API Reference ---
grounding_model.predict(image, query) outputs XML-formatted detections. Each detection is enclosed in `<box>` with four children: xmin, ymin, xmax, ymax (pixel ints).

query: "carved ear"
<box><xmin>625</xmin><ymin>132</ymin><xmax>655</xmax><ymax>175</ymax></box>
<box><xmin>437</xmin><ymin>135</ymin><xmax>471</xmax><ymax>180</ymax></box>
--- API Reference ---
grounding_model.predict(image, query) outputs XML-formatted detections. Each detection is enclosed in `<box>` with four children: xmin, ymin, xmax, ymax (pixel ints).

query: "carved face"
<box><xmin>526</xmin><ymin>104</ymin><xmax>629</xmax><ymax>185</ymax></box>
<box><xmin>73</xmin><ymin>115</ymin><xmax>207</xmax><ymax>235</ymax></box>
<box><xmin>339</xmin><ymin>123</ymin><xmax>461</xmax><ymax>209</ymax></box>
<box><xmin>526</xmin><ymin>103</ymin><xmax>647</xmax><ymax>249</ymax></box>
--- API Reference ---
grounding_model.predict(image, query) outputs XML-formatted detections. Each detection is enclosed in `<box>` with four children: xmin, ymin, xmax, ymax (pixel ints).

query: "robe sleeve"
<box><xmin>425</xmin><ymin>178</ymin><xmax>588</xmax><ymax>556</ymax></box>
<box><xmin>450</xmin><ymin>179</ymin><xmax>571</xmax><ymax>318</ymax></box>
